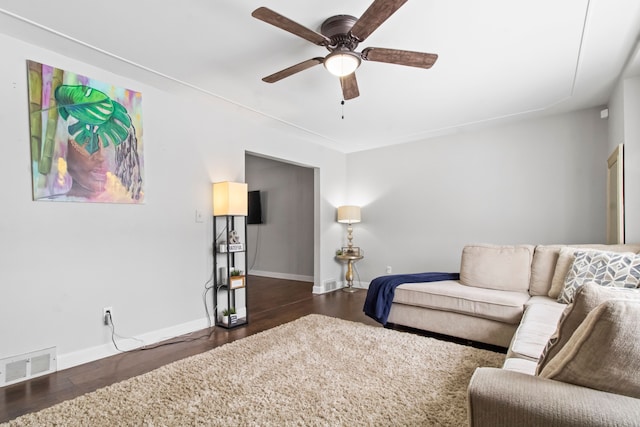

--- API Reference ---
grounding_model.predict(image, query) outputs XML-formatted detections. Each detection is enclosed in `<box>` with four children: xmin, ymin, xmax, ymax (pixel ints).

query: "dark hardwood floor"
<box><xmin>0</xmin><ymin>276</ymin><xmax>379</xmax><ymax>423</ymax></box>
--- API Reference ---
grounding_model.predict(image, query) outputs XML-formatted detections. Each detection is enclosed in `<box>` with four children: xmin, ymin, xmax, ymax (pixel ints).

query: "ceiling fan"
<box><xmin>251</xmin><ymin>0</ymin><xmax>438</xmax><ymax>100</ymax></box>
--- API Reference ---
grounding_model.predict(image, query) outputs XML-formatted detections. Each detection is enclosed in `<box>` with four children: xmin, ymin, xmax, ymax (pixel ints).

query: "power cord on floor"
<box><xmin>203</xmin><ymin>271</ymin><xmax>215</xmax><ymax>328</ymax></box>
<box><xmin>105</xmin><ymin>273</ymin><xmax>218</xmax><ymax>353</ymax></box>
<box><xmin>203</xmin><ymin>285</ymin><xmax>213</xmax><ymax>328</ymax></box>
<box><xmin>105</xmin><ymin>310</ymin><xmax>217</xmax><ymax>353</ymax></box>
<box><xmin>106</xmin><ymin>311</ymin><xmax>145</xmax><ymax>353</ymax></box>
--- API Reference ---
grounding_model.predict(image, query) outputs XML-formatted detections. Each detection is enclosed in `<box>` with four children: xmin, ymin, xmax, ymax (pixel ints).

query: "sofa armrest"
<box><xmin>468</xmin><ymin>367</ymin><xmax>640</xmax><ymax>427</ymax></box>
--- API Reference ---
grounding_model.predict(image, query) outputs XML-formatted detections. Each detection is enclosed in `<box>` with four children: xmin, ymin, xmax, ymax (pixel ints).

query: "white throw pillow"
<box><xmin>557</xmin><ymin>250</ymin><xmax>640</xmax><ymax>304</ymax></box>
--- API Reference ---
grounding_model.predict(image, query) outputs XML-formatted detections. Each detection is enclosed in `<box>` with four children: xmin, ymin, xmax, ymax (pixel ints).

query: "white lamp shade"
<box><xmin>337</xmin><ymin>205</ymin><xmax>361</xmax><ymax>224</ymax></box>
<box><xmin>213</xmin><ymin>182</ymin><xmax>248</xmax><ymax>216</ymax></box>
<box><xmin>324</xmin><ymin>51</ymin><xmax>361</xmax><ymax>77</ymax></box>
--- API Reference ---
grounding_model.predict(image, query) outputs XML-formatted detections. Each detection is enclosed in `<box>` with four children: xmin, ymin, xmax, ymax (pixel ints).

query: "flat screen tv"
<box><xmin>247</xmin><ymin>190</ymin><xmax>263</xmax><ymax>224</ymax></box>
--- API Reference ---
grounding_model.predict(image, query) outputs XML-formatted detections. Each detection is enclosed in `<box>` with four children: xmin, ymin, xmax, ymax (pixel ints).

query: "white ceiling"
<box><xmin>1</xmin><ymin>0</ymin><xmax>640</xmax><ymax>153</ymax></box>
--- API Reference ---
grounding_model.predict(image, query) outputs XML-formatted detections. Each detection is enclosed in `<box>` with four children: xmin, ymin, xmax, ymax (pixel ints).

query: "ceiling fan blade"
<box><xmin>340</xmin><ymin>73</ymin><xmax>360</xmax><ymax>100</ymax></box>
<box><xmin>262</xmin><ymin>58</ymin><xmax>324</xmax><ymax>83</ymax></box>
<box><xmin>362</xmin><ymin>47</ymin><xmax>438</xmax><ymax>69</ymax></box>
<box><xmin>252</xmin><ymin>7</ymin><xmax>331</xmax><ymax>46</ymax></box>
<box><xmin>350</xmin><ymin>0</ymin><xmax>408</xmax><ymax>42</ymax></box>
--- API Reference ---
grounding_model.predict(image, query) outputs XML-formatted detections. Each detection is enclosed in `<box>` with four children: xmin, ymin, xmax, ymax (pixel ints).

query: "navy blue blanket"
<box><xmin>363</xmin><ymin>272</ymin><xmax>460</xmax><ymax>325</ymax></box>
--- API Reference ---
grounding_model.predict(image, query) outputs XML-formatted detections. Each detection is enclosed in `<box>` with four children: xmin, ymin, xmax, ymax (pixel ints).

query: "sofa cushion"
<box><xmin>537</xmin><ymin>283</ymin><xmax>640</xmax><ymax>373</ymax></box>
<box><xmin>502</xmin><ymin>357</ymin><xmax>538</xmax><ymax>375</ymax></box>
<box><xmin>460</xmin><ymin>244</ymin><xmax>534</xmax><ymax>292</ymax></box>
<box><xmin>548</xmin><ymin>246</ymin><xmax>580</xmax><ymax>298</ymax></box>
<box><xmin>507</xmin><ymin>301</ymin><xmax>566</xmax><ymax>361</ymax></box>
<box><xmin>529</xmin><ymin>245</ymin><xmax>563</xmax><ymax>296</ymax></box>
<box><xmin>393</xmin><ymin>280</ymin><xmax>530</xmax><ymax>324</ymax></box>
<box><xmin>525</xmin><ymin>295</ymin><xmax>567</xmax><ymax>308</ymax></box>
<box><xmin>539</xmin><ymin>299</ymin><xmax>640</xmax><ymax>399</ymax></box>
<box><xmin>558</xmin><ymin>250</ymin><xmax>640</xmax><ymax>303</ymax></box>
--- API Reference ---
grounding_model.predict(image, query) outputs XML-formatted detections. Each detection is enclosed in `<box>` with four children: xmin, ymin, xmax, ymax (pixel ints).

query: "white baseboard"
<box><xmin>57</xmin><ymin>317</ymin><xmax>211</xmax><ymax>371</ymax></box>
<box><xmin>249</xmin><ymin>270</ymin><xmax>313</xmax><ymax>283</ymax></box>
<box><xmin>354</xmin><ymin>281</ymin><xmax>369</xmax><ymax>290</ymax></box>
<box><xmin>347</xmin><ymin>281</ymin><xmax>369</xmax><ymax>290</ymax></box>
<box><xmin>313</xmin><ymin>284</ymin><xmax>333</xmax><ymax>294</ymax></box>
<box><xmin>313</xmin><ymin>280</ymin><xmax>369</xmax><ymax>294</ymax></box>
<box><xmin>58</xmin><ymin>278</ymin><xmax>366</xmax><ymax>370</ymax></box>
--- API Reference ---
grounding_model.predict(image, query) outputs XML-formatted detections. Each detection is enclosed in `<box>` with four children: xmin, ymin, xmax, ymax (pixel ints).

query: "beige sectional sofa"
<box><xmin>385</xmin><ymin>243</ymin><xmax>640</xmax><ymax>425</ymax></box>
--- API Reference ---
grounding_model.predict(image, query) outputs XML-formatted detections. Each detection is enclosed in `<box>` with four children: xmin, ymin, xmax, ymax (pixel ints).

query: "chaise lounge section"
<box><xmin>387</xmin><ymin>244</ymin><xmax>536</xmax><ymax>347</ymax></box>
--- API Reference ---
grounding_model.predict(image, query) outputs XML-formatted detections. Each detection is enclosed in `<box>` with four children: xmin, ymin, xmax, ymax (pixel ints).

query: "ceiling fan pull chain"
<box><xmin>341</xmin><ymin>99</ymin><xmax>345</xmax><ymax>120</ymax></box>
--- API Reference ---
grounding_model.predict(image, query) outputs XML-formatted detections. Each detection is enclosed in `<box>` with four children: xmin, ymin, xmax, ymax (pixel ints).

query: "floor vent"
<box><xmin>323</xmin><ymin>279</ymin><xmax>338</xmax><ymax>292</ymax></box>
<box><xmin>1</xmin><ymin>347</ymin><xmax>56</xmax><ymax>387</ymax></box>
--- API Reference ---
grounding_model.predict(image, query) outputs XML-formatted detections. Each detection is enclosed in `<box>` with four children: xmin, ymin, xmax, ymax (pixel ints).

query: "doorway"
<box><xmin>244</xmin><ymin>153</ymin><xmax>315</xmax><ymax>283</ymax></box>
<box><xmin>607</xmin><ymin>144</ymin><xmax>625</xmax><ymax>243</ymax></box>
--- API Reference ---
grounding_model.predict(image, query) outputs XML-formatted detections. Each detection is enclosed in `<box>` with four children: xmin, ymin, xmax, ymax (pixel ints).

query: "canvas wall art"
<box><xmin>27</xmin><ymin>60</ymin><xmax>144</xmax><ymax>203</ymax></box>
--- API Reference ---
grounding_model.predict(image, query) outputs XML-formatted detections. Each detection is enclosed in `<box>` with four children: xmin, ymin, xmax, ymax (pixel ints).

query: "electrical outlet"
<box><xmin>102</xmin><ymin>307</ymin><xmax>113</xmax><ymax>325</ymax></box>
<box><xmin>386</xmin><ymin>266</ymin><xmax>392</xmax><ymax>274</ymax></box>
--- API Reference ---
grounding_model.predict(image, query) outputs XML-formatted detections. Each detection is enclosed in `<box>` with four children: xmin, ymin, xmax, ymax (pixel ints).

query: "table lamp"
<box><xmin>337</xmin><ymin>205</ymin><xmax>361</xmax><ymax>253</ymax></box>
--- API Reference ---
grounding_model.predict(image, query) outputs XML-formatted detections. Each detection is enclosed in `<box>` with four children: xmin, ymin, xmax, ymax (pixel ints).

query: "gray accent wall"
<box><xmin>245</xmin><ymin>154</ymin><xmax>314</xmax><ymax>281</ymax></box>
<box><xmin>346</xmin><ymin>108</ymin><xmax>609</xmax><ymax>281</ymax></box>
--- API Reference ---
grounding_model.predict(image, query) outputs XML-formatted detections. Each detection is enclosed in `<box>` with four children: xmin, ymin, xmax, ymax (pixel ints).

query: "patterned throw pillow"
<box><xmin>557</xmin><ymin>250</ymin><xmax>640</xmax><ymax>304</ymax></box>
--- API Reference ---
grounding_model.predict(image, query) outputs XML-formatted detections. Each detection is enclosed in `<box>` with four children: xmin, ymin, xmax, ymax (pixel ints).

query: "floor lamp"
<box><xmin>337</xmin><ymin>205</ymin><xmax>362</xmax><ymax>292</ymax></box>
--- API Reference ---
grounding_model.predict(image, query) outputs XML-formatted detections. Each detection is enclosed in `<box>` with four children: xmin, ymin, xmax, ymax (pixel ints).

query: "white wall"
<box><xmin>245</xmin><ymin>154</ymin><xmax>314</xmax><ymax>281</ymax></box>
<box><xmin>346</xmin><ymin>108</ymin><xmax>609</xmax><ymax>281</ymax></box>
<box><xmin>0</xmin><ymin>32</ymin><xmax>347</xmax><ymax>369</ymax></box>
<box><xmin>608</xmin><ymin>81</ymin><xmax>625</xmax><ymax>152</ymax></box>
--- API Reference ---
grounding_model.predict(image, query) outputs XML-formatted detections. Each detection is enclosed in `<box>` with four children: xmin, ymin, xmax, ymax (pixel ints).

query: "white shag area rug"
<box><xmin>4</xmin><ymin>315</ymin><xmax>504</xmax><ymax>426</ymax></box>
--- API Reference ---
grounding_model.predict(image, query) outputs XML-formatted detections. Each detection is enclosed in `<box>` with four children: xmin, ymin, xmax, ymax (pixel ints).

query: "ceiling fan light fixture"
<box><xmin>252</xmin><ymin>3</ymin><xmax>439</xmax><ymax>100</ymax></box>
<box><xmin>324</xmin><ymin>51</ymin><xmax>361</xmax><ymax>77</ymax></box>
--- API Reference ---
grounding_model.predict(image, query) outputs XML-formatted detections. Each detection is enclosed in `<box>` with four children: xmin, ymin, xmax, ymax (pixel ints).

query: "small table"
<box><xmin>335</xmin><ymin>253</ymin><xmax>364</xmax><ymax>292</ymax></box>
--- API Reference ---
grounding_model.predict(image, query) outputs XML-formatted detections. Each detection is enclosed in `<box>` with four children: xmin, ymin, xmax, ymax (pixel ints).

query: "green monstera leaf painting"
<box><xmin>26</xmin><ymin>60</ymin><xmax>144</xmax><ymax>203</ymax></box>
<box><xmin>56</xmin><ymin>85</ymin><xmax>132</xmax><ymax>155</ymax></box>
